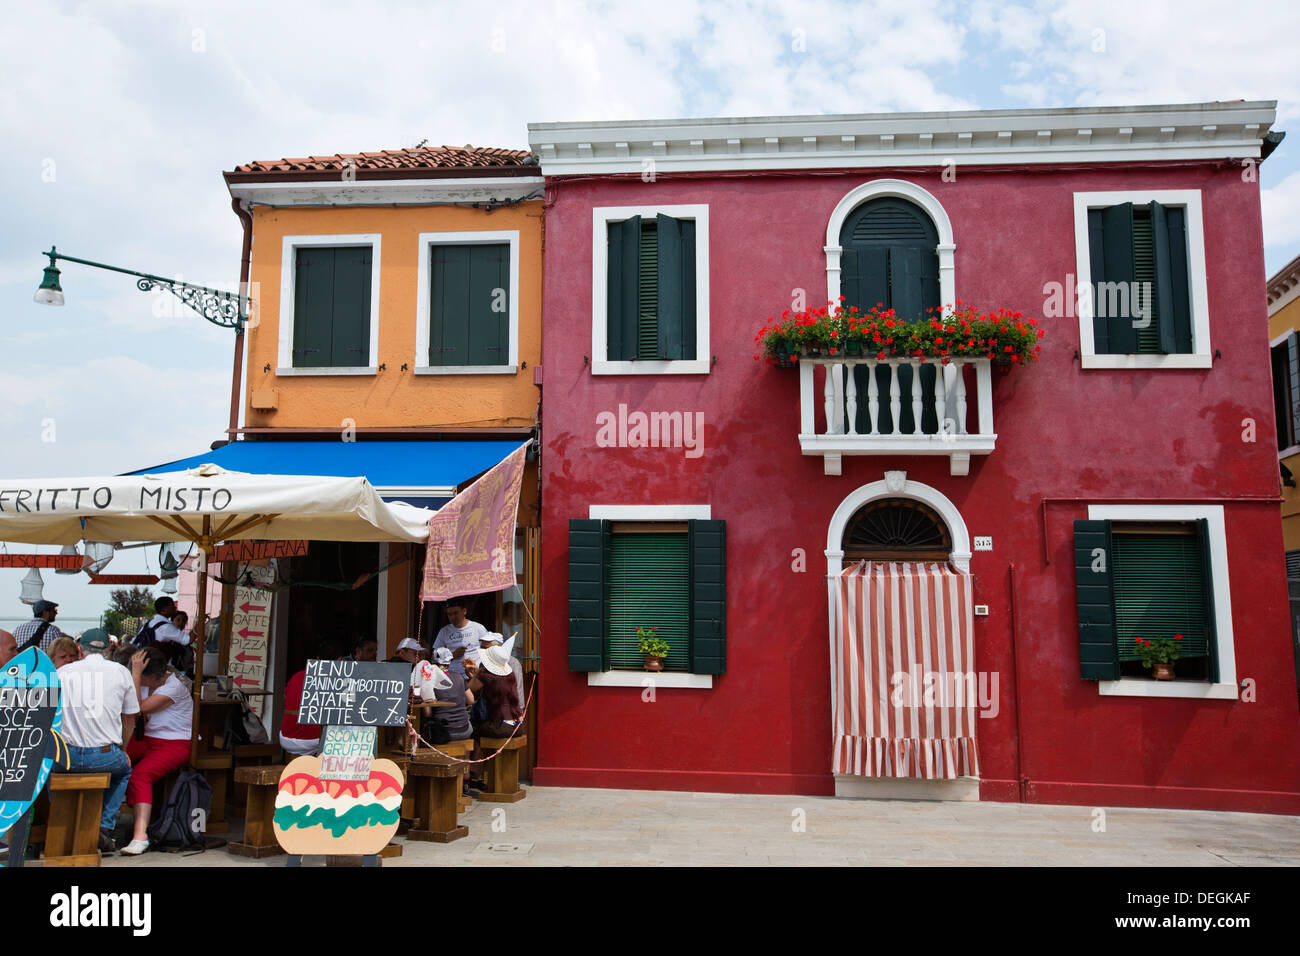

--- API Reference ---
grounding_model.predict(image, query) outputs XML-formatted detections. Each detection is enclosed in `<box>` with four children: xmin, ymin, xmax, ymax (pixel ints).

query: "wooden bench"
<box><xmin>227</xmin><ymin>764</ymin><xmax>284</xmax><ymax>858</ymax></box>
<box><xmin>405</xmin><ymin>757</ymin><xmax>468</xmax><ymax>843</ymax></box>
<box><xmin>477</xmin><ymin>735</ymin><xmax>528</xmax><ymax>803</ymax></box>
<box><xmin>228</xmin><ymin>743</ymin><xmax>282</xmax><ymax>812</ymax></box>
<box><xmin>42</xmin><ymin>773</ymin><xmax>110</xmax><ymax>867</ymax></box>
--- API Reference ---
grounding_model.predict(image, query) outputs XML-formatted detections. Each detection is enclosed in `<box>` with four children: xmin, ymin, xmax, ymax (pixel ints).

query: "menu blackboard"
<box><xmin>297</xmin><ymin>660</ymin><xmax>409</xmax><ymax>727</ymax></box>
<box><xmin>0</xmin><ymin>650</ymin><xmax>61</xmax><ymax>807</ymax></box>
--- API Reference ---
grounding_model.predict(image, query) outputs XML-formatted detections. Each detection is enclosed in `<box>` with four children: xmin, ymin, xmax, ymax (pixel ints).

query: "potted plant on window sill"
<box><xmin>636</xmin><ymin>626</ymin><xmax>670</xmax><ymax>671</ymax></box>
<box><xmin>1135</xmin><ymin>634</ymin><xmax>1183</xmax><ymax>680</ymax></box>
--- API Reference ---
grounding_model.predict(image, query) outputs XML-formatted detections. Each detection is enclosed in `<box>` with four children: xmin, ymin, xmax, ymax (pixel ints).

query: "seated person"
<box><xmin>279</xmin><ymin>639</ymin><xmax>339</xmax><ymax>756</ymax></box>
<box><xmin>430</xmin><ymin>647</ymin><xmax>475</xmax><ymax>741</ymax></box>
<box><xmin>386</xmin><ymin>637</ymin><xmax>425</xmax><ymax>664</ymax></box>
<box><xmin>468</xmin><ymin>635</ymin><xmax>523</xmax><ymax>739</ymax></box>
<box><xmin>48</xmin><ymin>635</ymin><xmax>82</xmax><ymax>668</ymax></box>
<box><xmin>122</xmin><ymin>645</ymin><xmax>194</xmax><ymax>856</ymax></box>
<box><xmin>350</xmin><ymin>637</ymin><xmax>378</xmax><ymax>662</ymax></box>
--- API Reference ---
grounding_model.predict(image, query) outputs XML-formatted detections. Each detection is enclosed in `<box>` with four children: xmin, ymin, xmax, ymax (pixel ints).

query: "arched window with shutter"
<box><xmin>838</xmin><ymin>197</ymin><xmax>941</xmax><ymax>320</ymax></box>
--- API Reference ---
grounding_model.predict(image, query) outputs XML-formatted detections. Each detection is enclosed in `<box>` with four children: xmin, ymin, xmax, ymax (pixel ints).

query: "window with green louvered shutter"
<box><xmin>1112</xmin><ymin>531</ymin><xmax>1209</xmax><ymax>661</ymax></box>
<box><xmin>1087</xmin><ymin>201</ymin><xmax>1193</xmax><ymax>355</ymax></box>
<box><xmin>605</xmin><ymin>215</ymin><xmax>697</xmax><ymax>362</ymax></box>
<box><xmin>605</xmin><ymin>530</ymin><xmax>690</xmax><ymax>670</ymax></box>
<box><xmin>293</xmin><ymin>246</ymin><xmax>372</xmax><ymax>368</ymax></box>
<box><xmin>429</xmin><ymin>243</ymin><xmax>510</xmax><ymax>367</ymax></box>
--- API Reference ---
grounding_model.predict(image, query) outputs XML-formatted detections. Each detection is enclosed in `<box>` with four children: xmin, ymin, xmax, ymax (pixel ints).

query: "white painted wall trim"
<box><xmin>229</xmin><ymin>176</ymin><xmax>544</xmax><ymax>207</ymax></box>
<box><xmin>278</xmin><ymin>233</ymin><xmax>382</xmax><ymax>374</ymax></box>
<box><xmin>1088</xmin><ymin>503</ymin><xmax>1238</xmax><ymax>699</ymax></box>
<box><xmin>1072</xmin><ymin>190</ymin><xmax>1211</xmax><ymax>368</ymax></box>
<box><xmin>824</xmin><ymin>477</ymin><xmax>971</xmax><ymax>574</ymax></box>
<box><xmin>591</xmin><ymin>204</ymin><xmax>710</xmax><ymax>375</ymax></box>
<box><xmin>587</xmin><ymin>672</ymin><xmax>713</xmax><ymax>689</ymax></box>
<box><xmin>414</xmin><ymin>230</ymin><xmax>520</xmax><ymax>374</ymax></box>
<box><xmin>589</xmin><ymin>504</ymin><xmax>711</xmax><ymax>520</ymax></box>
<box><xmin>825</xmin><ymin>179</ymin><xmax>955</xmax><ymax>312</ymax></box>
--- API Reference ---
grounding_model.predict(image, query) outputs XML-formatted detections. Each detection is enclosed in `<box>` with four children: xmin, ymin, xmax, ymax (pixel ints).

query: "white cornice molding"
<box><xmin>1267</xmin><ymin>252</ymin><xmax>1300</xmax><ymax>315</ymax></box>
<box><xmin>227</xmin><ymin>176</ymin><xmax>545</xmax><ymax>207</ymax></box>
<box><xmin>529</xmin><ymin>101</ymin><xmax>1277</xmax><ymax>175</ymax></box>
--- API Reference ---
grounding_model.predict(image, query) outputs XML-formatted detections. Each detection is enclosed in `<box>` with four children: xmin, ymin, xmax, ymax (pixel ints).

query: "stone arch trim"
<box><xmin>824</xmin><ymin>179</ymin><xmax>956</xmax><ymax>311</ymax></box>
<box><xmin>824</xmin><ymin>475</ymin><xmax>971</xmax><ymax>575</ymax></box>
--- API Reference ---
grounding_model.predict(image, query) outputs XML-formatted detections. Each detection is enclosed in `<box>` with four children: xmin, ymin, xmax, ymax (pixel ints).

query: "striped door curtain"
<box><xmin>830</xmin><ymin>561</ymin><xmax>980</xmax><ymax>779</ymax></box>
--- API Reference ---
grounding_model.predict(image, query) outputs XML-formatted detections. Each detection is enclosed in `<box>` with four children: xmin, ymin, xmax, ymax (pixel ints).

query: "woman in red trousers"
<box><xmin>121</xmin><ymin>644</ymin><xmax>193</xmax><ymax>856</ymax></box>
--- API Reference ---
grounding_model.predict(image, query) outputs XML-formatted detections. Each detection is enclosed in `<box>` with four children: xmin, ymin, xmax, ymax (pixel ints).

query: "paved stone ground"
<box><xmin>88</xmin><ymin>786</ymin><xmax>1300</xmax><ymax>867</ymax></box>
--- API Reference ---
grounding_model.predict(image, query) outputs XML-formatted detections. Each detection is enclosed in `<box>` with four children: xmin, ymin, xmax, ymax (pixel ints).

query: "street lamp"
<box><xmin>33</xmin><ymin>246</ymin><xmax>249</xmax><ymax>329</ymax></box>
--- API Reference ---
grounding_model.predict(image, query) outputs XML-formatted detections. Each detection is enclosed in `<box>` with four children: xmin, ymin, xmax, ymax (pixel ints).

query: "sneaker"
<box><xmin>98</xmin><ymin>831</ymin><xmax>117</xmax><ymax>855</ymax></box>
<box><xmin>120</xmin><ymin>839</ymin><xmax>149</xmax><ymax>856</ymax></box>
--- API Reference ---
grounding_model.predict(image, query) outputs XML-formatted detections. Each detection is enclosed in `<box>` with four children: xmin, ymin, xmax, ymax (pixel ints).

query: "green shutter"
<box><xmin>328</xmin><ymin>246</ymin><xmax>371</xmax><ymax>367</ymax></box>
<box><xmin>1196</xmin><ymin>519</ymin><xmax>1220</xmax><ymax>682</ymax></box>
<box><xmin>887</xmin><ymin>246</ymin><xmax>939</xmax><ymax>320</ymax></box>
<box><xmin>655</xmin><ymin>214</ymin><xmax>696</xmax><ymax>361</ymax></box>
<box><xmin>1132</xmin><ymin>207</ymin><xmax>1159</xmax><ymax>353</ymax></box>
<box><xmin>857</xmin><ymin>247</ymin><xmax>890</xmax><ymax>312</ymax></box>
<box><xmin>1090</xmin><ymin>204</ymin><xmax>1138</xmax><ymax>354</ymax></box>
<box><xmin>1074</xmin><ymin>520</ymin><xmax>1120</xmax><ymax>680</ymax></box>
<box><xmin>690</xmin><ymin>519</ymin><xmax>726</xmax><ymax>675</ymax></box>
<box><xmin>293</xmin><ymin>248</ymin><xmax>333</xmax><ymax>368</ymax></box>
<box><xmin>568</xmin><ymin>519</ymin><xmax>607</xmax><ymax>671</ymax></box>
<box><xmin>1290</xmin><ymin>332</ymin><xmax>1300</xmax><ymax>445</ymax></box>
<box><xmin>467</xmin><ymin>244</ymin><xmax>509</xmax><ymax>366</ymax></box>
<box><xmin>607</xmin><ymin>217</ymin><xmax>640</xmax><ymax>361</ymax></box>
<box><xmin>1112</xmin><ymin>532</ymin><xmax>1209</xmax><ymax>660</ymax></box>
<box><xmin>1151</xmin><ymin>202</ymin><xmax>1193</xmax><ymax>354</ymax></box>
<box><xmin>637</xmin><ymin>220</ymin><xmax>659</xmax><ymax>358</ymax></box>
<box><xmin>606</xmin><ymin>532</ymin><xmax>690</xmax><ymax>669</ymax></box>
<box><xmin>431</xmin><ymin>245</ymin><xmax>470</xmax><ymax>367</ymax></box>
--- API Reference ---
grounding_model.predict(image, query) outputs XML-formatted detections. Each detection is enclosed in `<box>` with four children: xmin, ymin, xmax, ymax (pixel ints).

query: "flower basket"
<box><xmin>755</xmin><ymin>301</ymin><xmax>1045</xmax><ymax>367</ymax></box>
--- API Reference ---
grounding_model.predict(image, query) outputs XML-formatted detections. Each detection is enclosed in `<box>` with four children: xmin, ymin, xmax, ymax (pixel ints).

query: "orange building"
<box><xmin>156</xmin><ymin>147</ymin><xmax>544</xmax><ymax>748</ymax></box>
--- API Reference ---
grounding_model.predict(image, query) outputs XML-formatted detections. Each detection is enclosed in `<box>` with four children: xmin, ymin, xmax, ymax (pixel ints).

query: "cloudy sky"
<box><xmin>2</xmin><ymin>0</ymin><xmax>1297</xmax><ymax>620</ymax></box>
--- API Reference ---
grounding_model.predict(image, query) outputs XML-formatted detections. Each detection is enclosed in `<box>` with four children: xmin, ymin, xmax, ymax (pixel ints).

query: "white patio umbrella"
<box><xmin>0</xmin><ymin>464</ymin><xmax>437</xmax><ymax>761</ymax></box>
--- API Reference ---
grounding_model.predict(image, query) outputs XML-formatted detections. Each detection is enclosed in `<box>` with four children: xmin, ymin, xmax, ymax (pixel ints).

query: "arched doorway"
<box><xmin>824</xmin><ymin>474</ymin><xmax>980</xmax><ymax>801</ymax></box>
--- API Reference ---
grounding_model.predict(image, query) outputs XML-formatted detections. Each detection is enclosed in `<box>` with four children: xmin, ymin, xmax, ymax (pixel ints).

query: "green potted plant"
<box><xmin>1135</xmin><ymin>634</ymin><xmax>1182</xmax><ymax>680</ymax></box>
<box><xmin>636</xmin><ymin>625</ymin><xmax>670</xmax><ymax>671</ymax></box>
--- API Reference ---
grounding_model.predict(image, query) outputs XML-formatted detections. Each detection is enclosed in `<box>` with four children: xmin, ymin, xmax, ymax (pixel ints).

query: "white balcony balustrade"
<box><xmin>798</xmin><ymin>356</ymin><xmax>996</xmax><ymax>476</ymax></box>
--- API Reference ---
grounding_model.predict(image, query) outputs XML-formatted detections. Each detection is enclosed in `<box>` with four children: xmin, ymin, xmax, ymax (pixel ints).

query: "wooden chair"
<box><xmin>440</xmin><ymin>738</ymin><xmax>474</xmax><ymax>812</ymax></box>
<box><xmin>228</xmin><ymin>764</ymin><xmax>284</xmax><ymax>858</ymax></box>
<box><xmin>405</xmin><ymin>756</ymin><xmax>468</xmax><ymax>843</ymax></box>
<box><xmin>42</xmin><ymin>773</ymin><xmax>110</xmax><ymax>867</ymax></box>
<box><xmin>477</xmin><ymin>735</ymin><xmax>528</xmax><ymax>803</ymax></box>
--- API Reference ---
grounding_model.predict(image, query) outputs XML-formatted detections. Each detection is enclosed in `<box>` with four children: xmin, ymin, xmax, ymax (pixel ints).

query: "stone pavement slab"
<box><xmin>86</xmin><ymin>786</ymin><xmax>1300</xmax><ymax>867</ymax></box>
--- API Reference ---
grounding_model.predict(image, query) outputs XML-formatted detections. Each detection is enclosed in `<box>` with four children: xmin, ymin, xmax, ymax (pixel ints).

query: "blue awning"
<box><xmin>127</xmin><ymin>439</ymin><xmax>528</xmax><ymax>509</ymax></box>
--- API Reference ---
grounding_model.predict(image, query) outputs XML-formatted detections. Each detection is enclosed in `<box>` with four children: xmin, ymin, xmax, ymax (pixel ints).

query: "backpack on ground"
<box><xmin>147</xmin><ymin>766</ymin><xmax>212</xmax><ymax>850</ymax></box>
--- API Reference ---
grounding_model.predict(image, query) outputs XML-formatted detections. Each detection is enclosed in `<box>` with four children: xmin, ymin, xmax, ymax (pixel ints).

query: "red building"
<box><xmin>527</xmin><ymin>102</ymin><xmax>1300</xmax><ymax>813</ymax></box>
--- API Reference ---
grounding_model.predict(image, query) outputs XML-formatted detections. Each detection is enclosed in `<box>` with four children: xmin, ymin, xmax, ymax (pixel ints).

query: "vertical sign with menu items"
<box><xmin>229</xmin><ymin>565</ymin><xmax>273</xmax><ymax>719</ymax></box>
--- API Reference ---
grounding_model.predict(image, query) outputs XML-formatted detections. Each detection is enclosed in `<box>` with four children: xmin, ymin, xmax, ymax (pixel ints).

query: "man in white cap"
<box><xmin>386</xmin><ymin>638</ymin><xmax>425</xmax><ymax>665</ymax></box>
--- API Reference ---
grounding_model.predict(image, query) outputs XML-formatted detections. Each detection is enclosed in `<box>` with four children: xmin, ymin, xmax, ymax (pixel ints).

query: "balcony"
<box><xmin>798</xmin><ymin>356</ymin><xmax>996</xmax><ymax>476</ymax></box>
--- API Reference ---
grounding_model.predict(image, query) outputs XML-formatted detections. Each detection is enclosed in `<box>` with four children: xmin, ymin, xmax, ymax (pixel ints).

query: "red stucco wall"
<box><xmin>535</xmin><ymin>164</ymin><xmax>1300</xmax><ymax>812</ymax></box>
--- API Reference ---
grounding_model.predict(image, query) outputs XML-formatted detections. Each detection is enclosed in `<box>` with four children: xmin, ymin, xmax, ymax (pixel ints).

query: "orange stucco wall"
<box><xmin>1270</xmin><ymin>295</ymin><xmax>1300</xmax><ymax>552</ymax></box>
<box><xmin>243</xmin><ymin>202</ymin><xmax>543</xmax><ymax>430</ymax></box>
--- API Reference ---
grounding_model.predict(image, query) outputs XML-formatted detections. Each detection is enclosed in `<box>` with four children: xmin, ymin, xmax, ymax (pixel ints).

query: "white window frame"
<box><xmin>1073</xmin><ymin>190</ymin><xmax>1211</xmax><ymax>370</ymax></box>
<box><xmin>585</xmin><ymin>503</ymin><xmax>714</xmax><ymax>687</ymax></box>
<box><xmin>414</xmin><ymin>230</ymin><xmax>520</xmax><ymax>375</ymax></box>
<box><xmin>277</xmin><ymin>234</ymin><xmax>382</xmax><ymax>376</ymax></box>
<box><xmin>591</xmin><ymin>204</ymin><xmax>710</xmax><ymax>375</ymax></box>
<box><xmin>1088</xmin><ymin>504</ymin><xmax>1238</xmax><ymax>700</ymax></box>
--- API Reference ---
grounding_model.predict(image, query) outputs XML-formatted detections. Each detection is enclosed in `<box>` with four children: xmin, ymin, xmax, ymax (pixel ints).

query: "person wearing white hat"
<box><xmin>470</xmin><ymin>635</ymin><xmax>523</xmax><ymax>738</ymax></box>
<box><xmin>386</xmin><ymin>637</ymin><xmax>425</xmax><ymax>665</ymax></box>
<box><xmin>478</xmin><ymin>632</ymin><xmax>525</xmax><ymax>715</ymax></box>
<box><xmin>428</xmin><ymin>648</ymin><xmax>475</xmax><ymax>741</ymax></box>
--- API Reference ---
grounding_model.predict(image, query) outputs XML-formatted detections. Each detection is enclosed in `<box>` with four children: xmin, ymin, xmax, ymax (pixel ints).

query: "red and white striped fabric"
<box><xmin>830</xmin><ymin>561</ymin><xmax>980</xmax><ymax>779</ymax></box>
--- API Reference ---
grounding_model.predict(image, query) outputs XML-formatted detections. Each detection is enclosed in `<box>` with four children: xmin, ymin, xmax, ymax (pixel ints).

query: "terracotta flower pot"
<box><xmin>1153</xmin><ymin>662</ymin><xmax>1175</xmax><ymax>681</ymax></box>
<box><xmin>643</xmin><ymin>655</ymin><xmax>665</xmax><ymax>672</ymax></box>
